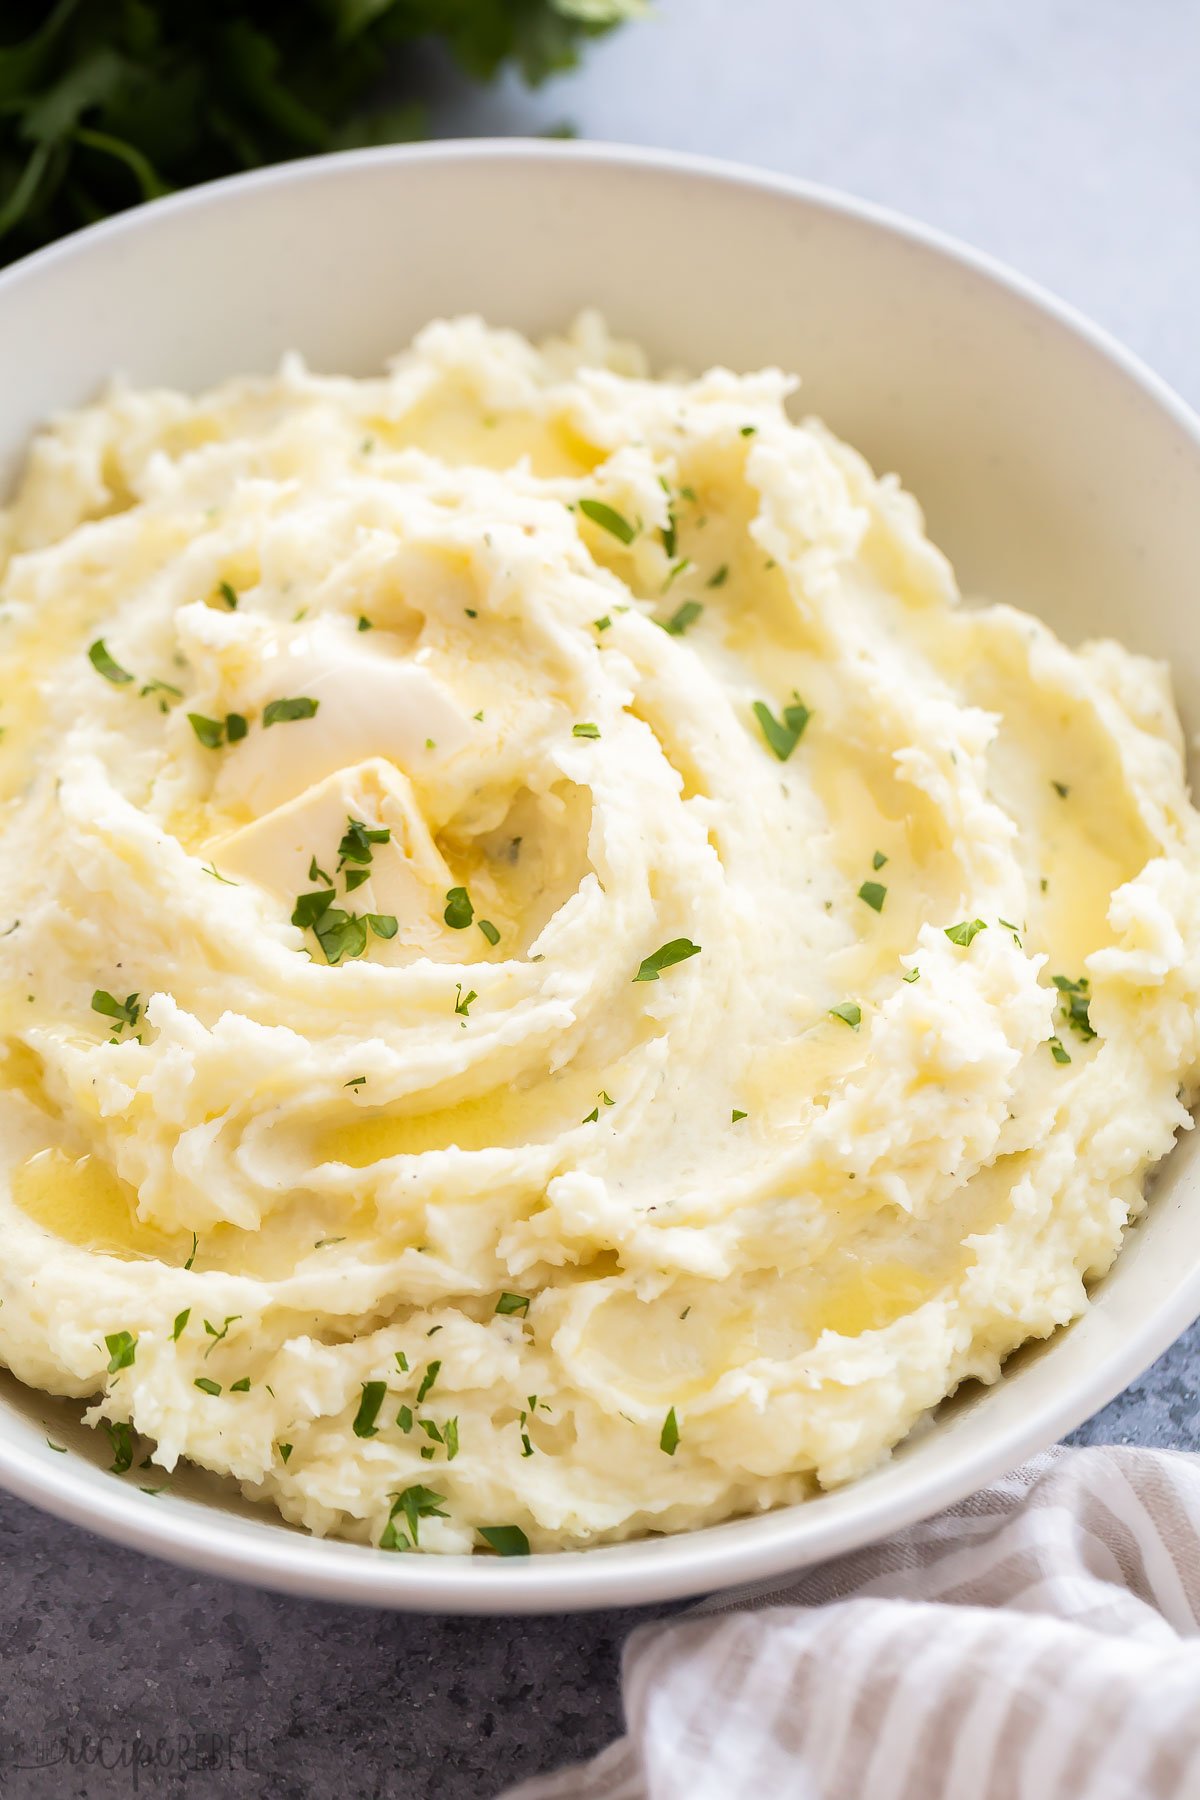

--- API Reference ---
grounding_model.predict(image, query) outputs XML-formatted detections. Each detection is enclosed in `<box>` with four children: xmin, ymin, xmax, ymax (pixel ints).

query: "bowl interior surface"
<box><xmin>2</xmin><ymin>142</ymin><xmax>1200</xmax><ymax>1612</ymax></box>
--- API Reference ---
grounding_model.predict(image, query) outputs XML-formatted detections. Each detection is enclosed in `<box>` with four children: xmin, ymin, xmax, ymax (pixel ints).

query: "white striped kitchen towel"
<box><xmin>501</xmin><ymin>1446</ymin><xmax>1200</xmax><ymax>1800</ymax></box>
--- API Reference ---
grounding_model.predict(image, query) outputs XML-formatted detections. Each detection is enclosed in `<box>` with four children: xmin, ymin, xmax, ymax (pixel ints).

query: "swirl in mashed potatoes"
<box><xmin>0</xmin><ymin>315</ymin><xmax>1198</xmax><ymax>1555</ymax></box>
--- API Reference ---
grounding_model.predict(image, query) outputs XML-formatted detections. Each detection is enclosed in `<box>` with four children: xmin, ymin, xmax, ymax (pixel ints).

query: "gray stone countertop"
<box><xmin>2</xmin><ymin>2</ymin><xmax>1199</xmax><ymax>1794</ymax></box>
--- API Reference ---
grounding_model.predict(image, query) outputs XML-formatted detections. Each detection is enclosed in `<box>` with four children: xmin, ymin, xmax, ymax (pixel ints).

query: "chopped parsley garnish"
<box><xmin>594</xmin><ymin>615</ymin><xmax>612</xmax><ymax>632</ymax></box>
<box><xmin>419</xmin><ymin>1418</ymin><xmax>442</xmax><ymax>1444</ymax></box>
<box><xmin>338</xmin><ymin>818</ymin><xmax>390</xmax><ymax>867</ymax></box>
<box><xmin>945</xmin><ymin>919</ymin><xmax>987</xmax><ymax>947</ymax></box>
<box><xmin>396</xmin><ymin>1405</ymin><xmax>413</xmax><ymax>1433</ymax></box>
<box><xmin>104</xmin><ymin>1331</ymin><xmax>136</xmax><ymax>1373</ymax></box>
<box><xmin>104</xmin><ymin>1421</ymin><xmax>134</xmax><ymax>1474</ymax></box>
<box><xmin>496</xmin><ymin>1293</ymin><xmax>530</xmax><ymax>1316</ymax></box>
<box><xmin>706</xmin><ymin>564</ymin><xmax>729</xmax><ymax>588</ymax></box>
<box><xmin>662</xmin><ymin>599</ymin><xmax>703</xmax><ymax>635</ymax></box>
<box><xmin>444</xmin><ymin>887</ymin><xmax>474</xmax><ymax>929</ymax></box>
<box><xmin>357</xmin><ymin>615</ymin><xmax>373</xmax><ymax>631</ymax></box>
<box><xmin>903</xmin><ymin>968</ymin><xmax>920</xmax><ymax>983</ymax></box>
<box><xmin>353</xmin><ymin>1380</ymin><xmax>387</xmax><ymax>1439</ymax></box>
<box><xmin>662</xmin><ymin>558</ymin><xmax>691</xmax><ymax>592</ymax></box>
<box><xmin>578</xmin><ymin>498</ymin><xmax>636</xmax><ymax>544</ymax></box>
<box><xmin>230</xmin><ymin>1377</ymin><xmax>251</xmax><ymax>1392</ymax></box>
<box><xmin>444</xmin><ymin>1418</ymin><xmax>459</xmax><ymax>1461</ymax></box>
<box><xmin>1051</xmin><ymin>780</ymin><xmax>1070</xmax><ymax>799</ymax></box>
<box><xmin>88</xmin><ymin>639</ymin><xmax>134</xmax><ymax>685</ymax></box>
<box><xmin>572</xmin><ymin>722</ymin><xmax>601</xmax><ymax>739</ymax></box>
<box><xmin>217</xmin><ymin>581</ymin><xmax>238</xmax><ymax>610</ymax></box>
<box><xmin>633</xmin><ymin>938</ymin><xmax>701</xmax><ymax>982</ymax></box>
<box><xmin>92</xmin><ymin>989</ymin><xmax>140</xmax><ymax>1031</ymax></box>
<box><xmin>184</xmin><ymin>1233</ymin><xmax>198</xmax><ymax>1270</ymax></box>
<box><xmin>660</xmin><ymin>506</ymin><xmax>677</xmax><ymax>559</ymax></box>
<box><xmin>395</xmin><ymin>1351</ymin><xmax>409</xmax><ymax>1373</ymax></box>
<box><xmin>454</xmin><ymin>984</ymin><xmax>477</xmax><ymax>1017</ymax></box>
<box><xmin>171</xmin><ymin>1309</ymin><xmax>190</xmax><ymax>1341</ymax></box>
<box><xmin>203</xmin><ymin>1314</ymin><xmax>240</xmax><ymax>1357</ymax></box>
<box><xmin>478</xmin><ymin>1525</ymin><xmax>530</xmax><ymax>1557</ymax></box>
<box><xmin>188</xmin><ymin>712</ymin><xmax>246</xmax><ymax>749</ymax></box>
<box><xmin>753</xmin><ymin>695</ymin><xmax>810</xmax><ymax>762</ymax></box>
<box><xmin>858</xmin><ymin>881</ymin><xmax>887</xmax><ymax>913</ymax></box>
<box><xmin>314</xmin><ymin>909</ymin><xmax>368</xmax><ymax>965</ymax></box>
<box><xmin>193</xmin><ymin>1377</ymin><xmax>221</xmax><ymax>1396</ymax></box>
<box><xmin>731</xmin><ymin>1109</ymin><xmax>747</xmax><ymax>1122</ymax></box>
<box><xmin>1048</xmin><ymin>1037</ymin><xmax>1072</xmax><ymax>1064</ymax></box>
<box><xmin>660</xmin><ymin>1407</ymin><xmax>680</xmax><ymax>1455</ymax></box>
<box><xmin>415</xmin><ymin>1360</ymin><xmax>441</xmax><ymax>1404</ymax></box>
<box><xmin>366</xmin><ymin>913</ymin><xmax>398</xmax><ymax>940</ymax></box>
<box><xmin>478</xmin><ymin>919</ymin><xmax>500</xmax><ymax>946</ymax></box>
<box><xmin>829</xmin><ymin>1001</ymin><xmax>861</xmax><ymax>1029</ymax></box>
<box><xmin>582</xmin><ymin>1107</ymin><xmax>599</xmax><ymax>1124</ymax></box>
<box><xmin>345</xmin><ymin>1075</ymin><xmax>366</xmax><ymax>1088</ymax></box>
<box><xmin>279</xmin><ymin>1443</ymin><xmax>293</xmax><ymax>1463</ymax></box>
<box><xmin>873</xmin><ymin>850</ymin><xmax>888</xmax><ymax>870</ymax></box>
<box><xmin>263</xmin><ymin>696</ymin><xmax>319</xmax><ymax>727</ymax></box>
<box><xmin>739</xmin><ymin>424</ymin><xmax>758</xmax><ymax>437</ymax></box>
<box><xmin>188</xmin><ymin>713</ymin><xmax>223</xmax><ymax>748</ymax></box>
<box><xmin>381</xmin><ymin>1485</ymin><xmax>448</xmax><ymax>1551</ymax></box>
<box><xmin>1052</xmin><ymin>974</ymin><xmax>1096</xmax><ymax>1040</ymax></box>
<box><xmin>202</xmin><ymin>862</ymin><xmax>236</xmax><ymax>884</ymax></box>
<box><xmin>292</xmin><ymin>889</ymin><xmax>335</xmax><ymax>929</ymax></box>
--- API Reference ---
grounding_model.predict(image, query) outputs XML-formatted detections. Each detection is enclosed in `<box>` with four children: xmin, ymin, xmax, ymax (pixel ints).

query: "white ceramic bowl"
<box><xmin>3</xmin><ymin>142</ymin><xmax>1200</xmax><ymax>1613</ymax></box>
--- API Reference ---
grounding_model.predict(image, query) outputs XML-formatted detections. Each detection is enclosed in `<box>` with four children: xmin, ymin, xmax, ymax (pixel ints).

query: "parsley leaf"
<box><xmin>661</xmin><ymin>599</ymin><xmax>703</xmax><ymax>635</ymax></box>
<box><xmin>945</xmin><ymin>919</ymin><xmax>987</xmax><ymax>947</ymax></box>
<box><xmin>194</xmin><ymin>1377</ymin><xmax>221</xmax><ymax>1396</ymax></box>
<box><xmin>1052</xmin><ymin>974</ymin><xmax>1096</xmax><ymax>1040</ymax></box>
<box><xmin>104</xmin><ymin>1421</ymin><xmax>134</xmax><ymax>1474</ymax></box>
<box><xmin>217</xmin><ymin>581</ymin><xmax>238</xmax><ymax>610</ymax></box>
<box><xmin>313</xmin><ymin>909</ymin><xmax>368</xmax><ymax>965</ymax></box>
<box><xmin>633</xmin><ymin>938</ymin><xmax>701</xmax><ymax>982</ymax></box>
<box><xmin>263</xmin><ymin>696</ymin><xmax>319</xmax><ymax>727</ymax></box>
<box><xmin>660</xmin><ymin>1407</ymin><xmax>680</xmax><ymax>1455</ymax></box>
<box><xmin>88</xmin><ymin>639</ymin><xmax>134</xmax><ymax>685</ymax></box>
<box><xmin>104</xmin><ymin>1331</ymin><xmax>137</xmax><ymax>1373</ymax></box>
<box><xmin>479</xmin><ymin>1525</ymin><xmax>531</xmax><ymax>1556</ymax></box>
<box><xmin>338</xmin><ymin>818</ymin><xmax>390</xmax><ymax>866</ymax></box>
<box><xmin>753</xmin><ymin>696</ymin><xmax>810</xmax><ymax>761</ymax></box>
<box><xmin>353</xmin><ymin>1380</ymin><xmax>387</xmax><ymax>1438</ymax></box>
<box><xmin>829</xmin><ymin>1001</ymin><xmax>861</xmax><ymax>1029</ymax></box>
<box><xmin>444</xmin><ymin>887</ymin><xmax>474</xmax><ymax>928</ymax></box>
<box><xmin>478</xmin><ymin>919</ymin><xmax>500</xmax><ymax>946</ymax></box>
<box><xmin>291</xmin><ymin>890</ymin><xmax>335</xmax><ymax>929</ymax></box>
<box><xmin>495</xmin><ymin>1293</ymin><xmax>530</xmax><ymax>1316</ymax></box>
<box><xmin>383</xmin><ymin>1484</ymin><xmax>448</xmax><ymax>1551</ymax></box>
<box><xmin>572</xmin><ymin>722</ymin><xmax>601</xmax><ymax>739</ymax></box>
<box><xmin>187</xmin><ymin>713</ymin><xmax>225</xmax><ymax>749</ymax></box>
<box><xmin>171</xmin><ymin>1309</ymin><xmax>190</xmax><ymax>1341</ymax></box>
<box><xmin>92</xmin><ymin>989</ymin><xmax>140</xmax><ymax>1030</ymax></box>
<box><xmin>415</xmin><ymin>1360</ymin><xmax>441</xmax><ymax>1404</ymax></box>
<box><xmin>578</xmin><ymin>498</ymin><xmax>636</xmax><ymax>544</ymax></box>
<box><xmin>858</xmin><ymin>881</ymin><xmax>887</xmax><ymax>913</ymax></box>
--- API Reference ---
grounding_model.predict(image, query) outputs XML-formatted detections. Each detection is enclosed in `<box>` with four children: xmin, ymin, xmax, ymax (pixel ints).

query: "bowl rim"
<box><xmin>2</xmin><ymin>136</ymin><xmax>1200</xmax><ymax>1614</ymax></box>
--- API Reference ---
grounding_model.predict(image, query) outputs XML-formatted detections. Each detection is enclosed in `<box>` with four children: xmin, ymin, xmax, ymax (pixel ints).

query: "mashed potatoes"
<box><xmin>1</xmin><ymin>315</ymin><xmax>1198</xmax><ymax>1555</ymax></box>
